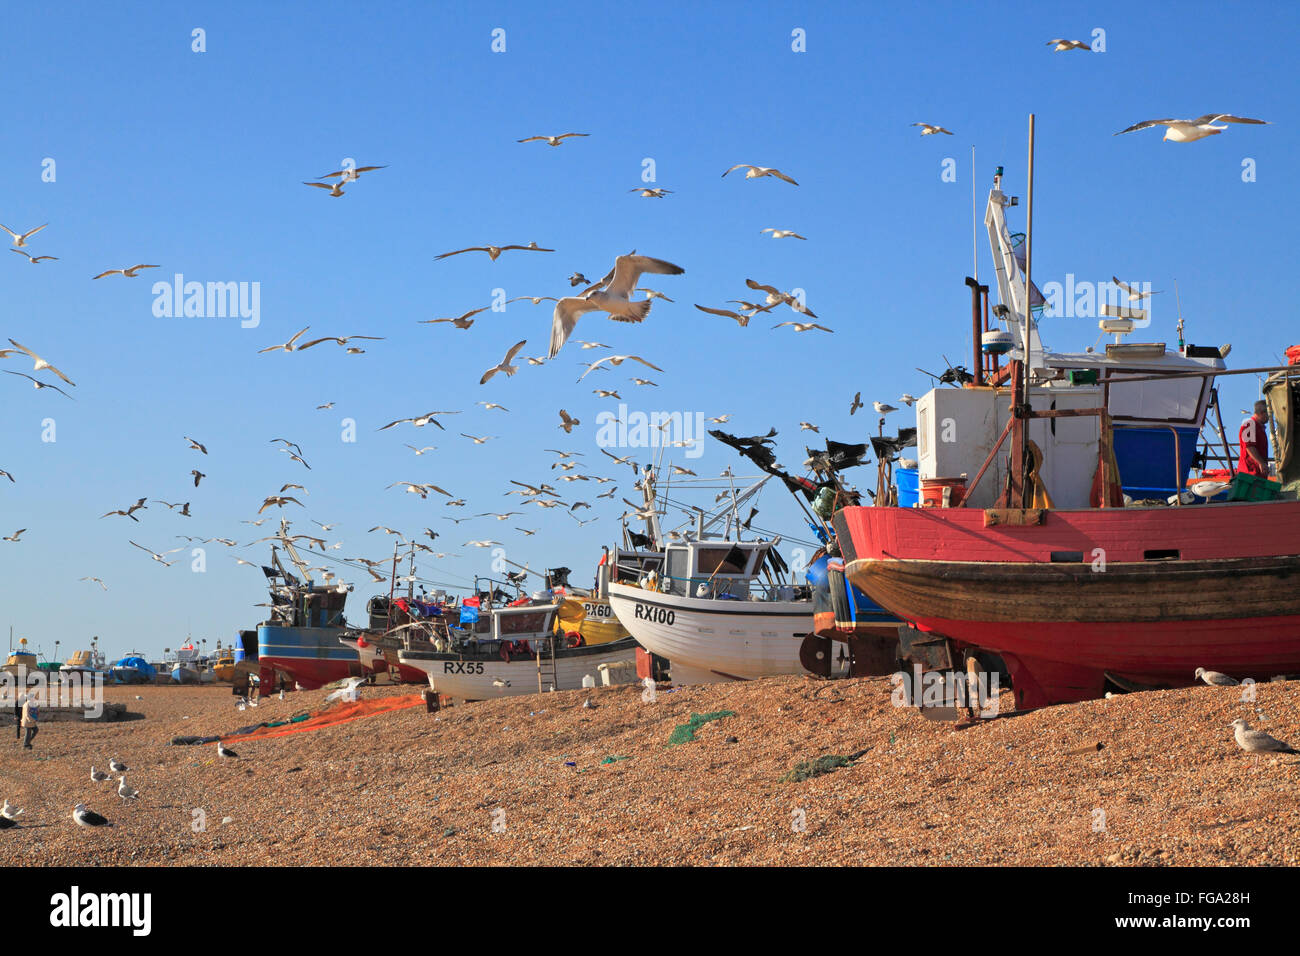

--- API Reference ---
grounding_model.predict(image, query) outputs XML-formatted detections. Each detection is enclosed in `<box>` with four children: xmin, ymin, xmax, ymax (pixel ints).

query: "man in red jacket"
<box><xmin>1238</xmin><ymin>400</ymin><xmax>1271</xmax><ymax>477</ymax></box>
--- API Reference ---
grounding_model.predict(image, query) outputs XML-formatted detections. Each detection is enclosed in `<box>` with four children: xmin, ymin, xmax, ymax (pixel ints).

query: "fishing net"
<box><xmin>666</xmin><ymin>710</ymin><xmax>736</xmax><ymax>746</ymax></box>
<box><xmin>219</xmin><ymin>694</ymin><xmax>426</xmax><ymax>743</ymax></box>
<box><xmin>779</xmin><ymin>754</ymin><xmax>856</xmax><ymax>782</ymax></box>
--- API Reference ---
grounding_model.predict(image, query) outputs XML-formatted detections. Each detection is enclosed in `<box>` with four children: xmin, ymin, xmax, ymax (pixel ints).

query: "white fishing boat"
<box><xmin>605</xmin><ymin>465</ymin><xmax>850</xmax><ymax>684</ymax></box>
<box><xmin>398</xmin><ymin>601</ymin><xmax>639</xmax><ymax>700</ymax></box>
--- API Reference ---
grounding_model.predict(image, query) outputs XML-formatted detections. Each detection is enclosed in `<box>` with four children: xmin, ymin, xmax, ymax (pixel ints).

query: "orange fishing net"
<box><xmin>219</xmin><ymin>694</ymin><xmax>426</xmax><ymax>743</ymax></box>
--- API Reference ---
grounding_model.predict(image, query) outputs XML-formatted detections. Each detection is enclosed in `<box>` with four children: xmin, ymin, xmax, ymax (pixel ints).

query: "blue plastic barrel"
<box><xmin>896</xmin><ymin>467</ymin><xmax>920</xmax><ymax>508</ymax></box>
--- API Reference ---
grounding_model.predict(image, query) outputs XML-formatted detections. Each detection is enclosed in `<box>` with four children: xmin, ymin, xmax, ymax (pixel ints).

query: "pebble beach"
<box><xmin>2</xmin><ymin>676</ymin><xmax>1298</xmax><ymax>866</ymax></box>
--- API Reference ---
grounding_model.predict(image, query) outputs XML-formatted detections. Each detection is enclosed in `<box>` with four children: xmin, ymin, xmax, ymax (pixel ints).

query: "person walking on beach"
<box><xmin>14</xmin><ymin>690</ymin><xmax>23</xmax><ymax>742</ymax></box>
<box><xmin>20</xmin><ymin>694</ymin><xmax>39</xmax><ymax>750</ymax></box>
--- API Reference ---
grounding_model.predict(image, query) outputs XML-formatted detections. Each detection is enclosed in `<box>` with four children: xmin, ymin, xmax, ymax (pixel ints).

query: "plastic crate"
<box><xmin>1226</xmin><ymin>472</ymin><xmax>1282</xmax><ymax>502</ymax></box>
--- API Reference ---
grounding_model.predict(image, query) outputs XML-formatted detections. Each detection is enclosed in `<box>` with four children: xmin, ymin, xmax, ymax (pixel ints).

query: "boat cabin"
<box><xmin>616</xmin><ymin>539</ymin><xmax>788</xmax><ymax>601</ymax></box>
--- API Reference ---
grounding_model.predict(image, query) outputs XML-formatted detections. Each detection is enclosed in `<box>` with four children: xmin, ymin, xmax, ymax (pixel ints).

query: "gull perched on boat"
<box><xmin>1</xmin><ymin>222</ymin><xmax>47</xmax><ymax>247</ymax></box>
<box><xmin>1231</xmin><ymin>719</ymin><xmax>1298</xmax><ymax>765</ymax></box>
<box><xmin>91</xmin><ymin>263</ymin><xmax>158</xmax><ymax>279</ymax></box>
<box><xmin>1111</xmin><ymin>277</ymin><xmax>1162</xmax><ymax>302</ymax></box>
<box><xmin>10</xmin><ymin>248</ymin><xmax>57</xmax><ymax>263</ymax></box>
<box><xmin>518</xmin><ymin>132</ymin><xmax>589</xmax><ymax>146</ymax></box>
<box><xmin>5</xmin><ymin>339</ymin><xmax>76</xmax><ymax>384</ymax></box>
<box><xmin>549</xmin><ymin>254</ymin><xmax>685</xmax><ymax>357</ymax></box>
<box><xmin>760</xmin><ymin>228</ymin><xmax>807</xmax><ymax>239</ymax></box>
<box><xmin>1</xmin><ymin>369</ymin><xmax>73</xmax><ymax>398</ymax></box>
<box><xmin>422</xmin><ymin>307</ymin><xmax>489</xmax><ymax>330</ymax></box>
<box><xmin>773</xmin><ymin>321</ymin><xmax>833</xmax><ymax>333</ymax></box>
<box><xmin>435</xmin><ymin>242</ymin><xmax>553</xmax><ymax>262</ymax></box>
<box><xmin>117</xmin><ymin>778</ymin><xmax>139</xmax><ymax>804</ymax></box>
<box><xmin>722</xmin><ymin>164</ymin><xmax>799</xmax><ymax>185</ymax></box>
<box><xmin>73</xmin><ymin>804</ymin><xmax>111</xmax><ymax>828</ymax></box>
<box><xmin>1195</xmin><ymin>667</ymin><xmax>1239</xmax><ymax>686</ymax></box>
<box><xmin>1114</xmin><ymin>114</ymin><xmax>1270</xmax><ymax>143</ymax></box>
<box><xmin>480</xmin><ymin>340</ymin><xmax>528</xmax><ymax>385</ymax></box>
<box><xmin>1046</xmin><ymin>38</ymin><xmax>1091</xmax><ymax>51</ymax></box>
<box><xmin>911</xmin><ymin>123</ymin><xmax>954</xmax><ymax>136</ymax></box>
<box><xmin>874</xmin><ymin>401</ymin><xmax>898</xmax><ymax>415</ymax></box>
<box><xmin>575</xmin><ymin>354</ymin><xmax>664</xmax><ymax>383</ymax></box>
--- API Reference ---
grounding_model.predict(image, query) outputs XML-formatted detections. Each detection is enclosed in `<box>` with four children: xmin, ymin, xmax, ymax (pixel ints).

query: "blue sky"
<box><xmin>2</xmin><ymin>0</ymin><xmax>1296</xmax><ymax>661</ymax></box>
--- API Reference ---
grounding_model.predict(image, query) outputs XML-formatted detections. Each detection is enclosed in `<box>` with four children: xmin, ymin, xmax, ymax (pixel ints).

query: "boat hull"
<box><xmin>338</xmin><ymin>635</ymin><xmax>425</xmax><ymax>683</ymax></box>
<box><xmin>835</xmin><ymin>501</ymin><xmax>1300</xmax><ymax>708</ymax></box>
<box><xmin>258</xmin><ymin>624</ymin><xmax>365</xmax><ymax>690</ymax></box>
<box><xmin>606</xmin><ymin>582</ymin><xmax>830</xmax><ymax>682</ymax></box>
<box><xmin>398</xmin><ymin>638</ymin><xmax>639</xmax><ymax>699</ymax></box>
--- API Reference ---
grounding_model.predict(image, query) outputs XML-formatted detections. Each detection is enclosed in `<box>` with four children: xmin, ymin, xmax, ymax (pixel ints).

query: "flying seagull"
<box><xmin>102</xmin><ymin>498</ymin><xmax>147</xmax><ymax>522</ymax></box>
<box><xmin>1114</xmin><ymin>114</ymin><xmax>1269</xmax><ymax>143</ymax></box>
<box><xmin>5</xmin><ymin>339</ymin><xmax>75</xmax><ymax>384</ymax></box>
<box><xmin>1046</xmin><ymin>38</ymin><xmax>1091</xmax><ymax>51</ymax></box>
<box><xmin>549</xmin><ymin>254</ymin><xmax>685</xmax><ymax>357</ymax></box>
<box><xmin>695</xmin><ymin>304</ymin><xmax>761</xmax><ymax>327</ymax></box>
<box><xmin>746</xmin><ymin>279</ymin><xmax>817</xmax><ymax>317</ymax></box>
<box><xmin>80</xmin><ymin>576</ymin><xmax>108</xmax><ymax>590</ymax></box>
<box><xmin>576</xmin><ymin>354</ymin><xmax>664</xmax><ymax>383</ymax></box>
<box><xmin>1</xmin><ymin>369</ymin><xmax>73</xmax><ymax>398</ymax></box>
<box><xmin>304</xmin><ymin>180</ymin><xmax>346</xmax><ymax>197</ymax></box>
<box><xmin>480</xmin><ymin>340</ymin><xmax>528</xmax><ymax>385</ymax></box>
<box><xmin>911</xmin><ymin>123</ymin><xmax>953</xmax><ymax>135</ymax></box>
<box><xmin>772</xmin><ymin>321</ymin><xmax>833</xmax><ymax>333</ymax></box>
<box><xmin>517</xmin><ymin>133</ymin><xmax>589</xmax><ymax>146</ymax></box>
<box><xmin>258</xmin><ymin>327</ymin><xmax>312</xmax><ymax>354</ymax></box>
<box><xmin>850</xmin><ymin>392</ymin><xmax>863</xmax><ymax>415</ymax></box>
<box><xmin>629</xmin><ymin>187</ymin><xmax>673</xmax><ymax>198</ymax></box>
<box><xmin>1111</xmin><ymin>277</ymin><xmax>1162</xmax><ymax>302</ymax></box>
<box><xmin>2</xmin><ymin>529</ymin><xmax>26</xmax><ymax>543</ymax></box>
<box><xmin>91</xmin><ymin>264</ymin><xmax>158</xmax><ymax>279</ymax></box>
<box><xmin>0</xmin><ymin>222</ymin><xmax>48</xmax><ymax>247</ymax></box>
<box><xmin>435</xmin><ymin>242</ymin><xmax>553</xmax><ymax>261</ymax></box>
<box><xmin>185</xmin><ymin>436</ymin><xmax>208</xmax><ymax>454</ymax></box>
<box><xmin>721</xmin><ymin>164</ymin><xmax>798</xmax><ymax>185</ymax></box>
<box><xmin>422</xmin><ymin>307</ymin><xmax>489</xmax><ymax>330</ymax></box>
<box><xmin>558</xmin><ymin>409</ymin><xmax>580</xmax><ymax>434</ymax></box>
<box><xmin>760</xmin><ymin>228</ymin><xmax>807</xmax><ymax>240</ymax></box>
<box><xmin>316</xmin><ymin>164</ymin><xmax>387</xmax><ymax>182</ymax></box>
<box><xmin>10</xmin><ymin>248</ymin><xmax>57</xmax><ymax>263</ymax></box>
<box><xmin>129</xmin><ymin>541</ymin><xmax>184</xmax><ymax>565</ymax></box>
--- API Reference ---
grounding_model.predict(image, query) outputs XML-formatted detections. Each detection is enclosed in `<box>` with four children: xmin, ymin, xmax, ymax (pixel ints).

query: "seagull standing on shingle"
<box><xmin>1195</xmin><ymin>667</ymin><xmax>1240</xmax><ymax>686</ymax></box>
